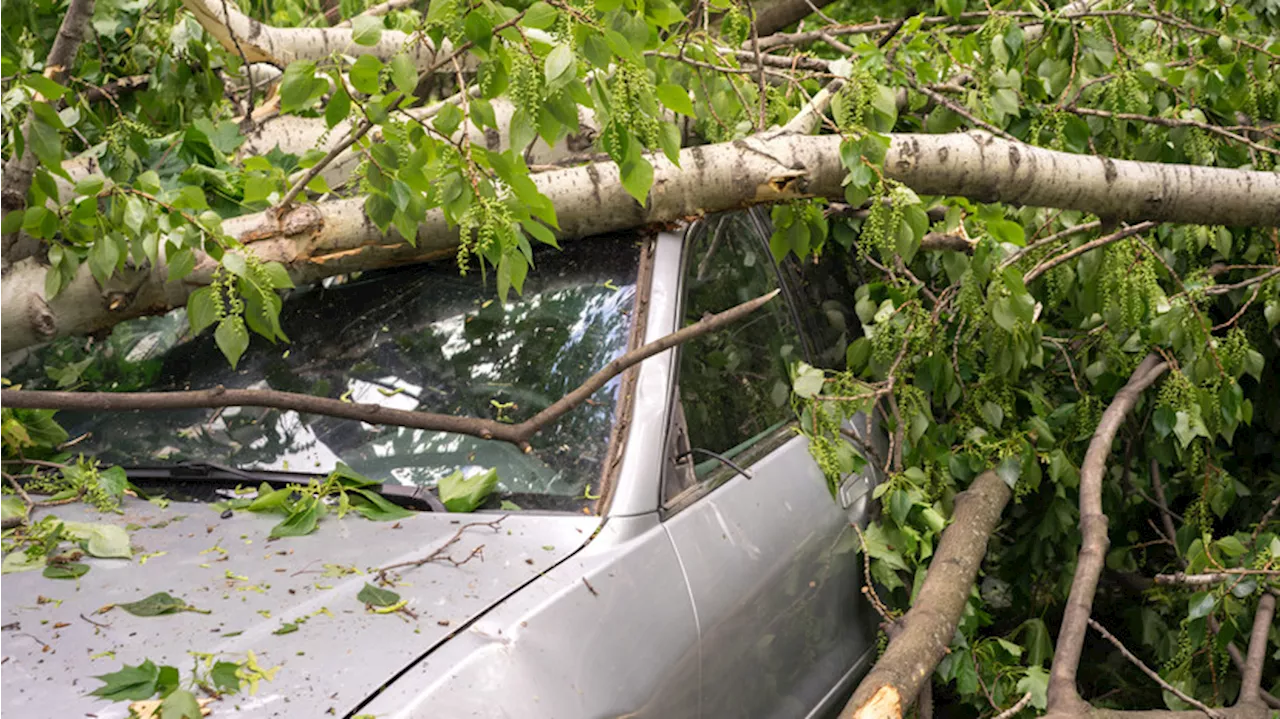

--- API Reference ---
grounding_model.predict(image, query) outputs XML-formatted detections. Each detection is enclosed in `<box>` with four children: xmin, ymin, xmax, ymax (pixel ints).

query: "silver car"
<box><xmin>1</xmin><ymin>209</ymin><xmax>881</xmax><ymax>718</ymax></box>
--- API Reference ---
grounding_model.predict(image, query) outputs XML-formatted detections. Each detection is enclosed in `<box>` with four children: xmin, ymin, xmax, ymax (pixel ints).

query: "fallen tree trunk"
<box><xmin>838</xmin><ymin>469</ymin><xmax>1013</xmax><ymax>719</ymax></box>
<box><xmin>4</xmin><ymin>130</ymin><xmax>1279</xmax><ymax>353</ymax></box>
<box><xmin>181</xmin><ymin>0</ymin><xmax>457</xmax><ymax>70</ymax></box>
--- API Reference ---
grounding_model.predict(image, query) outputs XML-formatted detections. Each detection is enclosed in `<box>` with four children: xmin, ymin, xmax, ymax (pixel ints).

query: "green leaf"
<box><xmin>439</xmin><ymin>467</ymin><xmax>499</xmax><ymax>512</ymax></box>
<box><xmin>75</xmin><ymin>174</ymin><xmax>106</xmax><ymax>196</ymax></box>
<box><xmin>980</xmin><ymin>401</ymin><xmax>1004</xmax><ymax>429</ymax></box>
<box><xmin>210</xmin><ymin>661</ymin><xmax>241</xmax><ymax>694</ymax></box>
<box><xmin>273</xmin><ymin>622</ymin><xmax>299</xmax><ymax>635</ymax></box>
<box><xmin>348</xmin><ymin>488</ymin><xmax>414</xmax><ymax>521</ymax></box>
<box><xmin>29</xmin><ymin>111</ymin><xmax>64</xmax><ymax>170</ymax></box>
<box><xmin>160</xmin><ymin>689</ymin><xmax>202</xmax><ymax>719</ymax></box>
<box><xmin>1017</xmin><ymin>666</ymin><xmax>1049</xmax><ymax>710</ymax></box>
<box><xmin>1215</xmin><ymin>536</ymin><xmax>1246</xmax><ymax>557</ymax></box>
<box><xmin>91</xmin><ymin>660</ymin><xmax>161</xmax><ymax>701</ymax></box>
<box><xmin>544</xmin><ymin>44</ymin><xmax>575</xmax><ymax>85</ymax></box>
<box><xmin>350</xmin><ymin>55</ymin><xmax>384</xmax><ymax>95</ymax></box>
<box><xmin>44</xmin><ymin>562</ymin><xmax>90</xmax><ymax>579</ymax></box>
<box><xmin>792</xmin><ymin>362</ymin><xmax>826</xmax><ymax>398</ymax></box>
<box><xmin>1</xmin><ymin>497</ymin><xmax>27</xmax><ymax>526</ymax></box>
<box><xmin>117</xmin><ymin>592</ymin><xmax>204</xmax><ymax>617</ymax></box>
<box><xmin>270</xmin><ymin>499</ymin><xmax>322</xmax><ymax>538</ymax></box>
<box><xmin>656</xmin><ymin>84</ymin><xmax>695</xmax><ymax>117</ymax></box>
<box><xmin>88</xmin><ymin>233</ymin><xmax>121</xmax><ymax>286</ymax></box>
<box><xmin>619</xmin><ymin>156</ymin><xmax>654</xmax><ymax>206</ymax></box>
<box><xmin>325</xmin><ymin>82</ymin><xmax>352</xmax><ymax>129</ymax></box>
<box><xmin>2</xmin><ymin>550</ymin><xmax>44</xmax><ymax>574</ymax></box>
<box><xmin>357</xmin><ymin>582</ymin><xmax>401</xmax><ymax>607</ymax></box>
<box><xmin>350</xmin><ymin>15</ymin><xmax>384</xmax><ymax>46</ymax></box>
<box><xmin>280</xmin><ymin>61</ymin><xmax>319</xmax><ymax>113</ymax></box>
<box><xmin>1187</xmin><ymin>592</ymin><xmax>1216</xmax><ymax>619</ymax></box>
<box><xmin>62</xmin><ymin>521</ymin><xmax>131</xmax><ymax>558</ymax></box>
<box><xmin>215</xmin><ymin>315</ymin><xmax>249</xmax><ymax>368</ymax></box>
<box><xmin>390</xmin><ymin>54</ymin><xmax>418</xmax><ymax>96</ymax></box>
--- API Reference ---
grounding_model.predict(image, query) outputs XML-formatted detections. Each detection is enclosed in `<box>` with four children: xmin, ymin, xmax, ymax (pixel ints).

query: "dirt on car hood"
<box><xmin>1</xmin><ymin>496</ymin><xmax>600</xmax><ymax>718</ymax></box>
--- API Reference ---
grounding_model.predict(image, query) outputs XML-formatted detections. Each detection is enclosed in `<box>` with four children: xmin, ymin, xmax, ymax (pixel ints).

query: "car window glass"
<box><xmin>783</xmin><ymin>244</ymin><xmax>864</xmax><ymax>369</ymax></box>
<box><xmin>676</xmin><ymin>213</ymin><xmax>801</xmax><ymax>479</ymax></box>
<box><xmin>6</xmin><ymin>239</ymin><xmax>642</xmax><ymax>511</ymax></box>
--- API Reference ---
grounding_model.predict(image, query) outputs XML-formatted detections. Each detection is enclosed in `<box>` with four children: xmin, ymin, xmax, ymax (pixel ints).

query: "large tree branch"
<box><xmin>1239</xmin><ymin>593</ymin><xmax>1274</xmax><ymax>706</ymax></box>
<box><xmin>180</xmin><ymin>0</ymin><xmax>457</xmax><ymax>71</ymax></box>
<box><xmin>1</xmin><ymin>0</ymin><xmax>96</xmax><ymax>268</ymax></box>
<box><xmin>5</xmin><ymin>131</ymin><xmax>1280</xmax><ymax>354</ymax></box>
<box><xmin>1048</xmin><ymin>353</ymin><xmax>1169</xmax><ymax>714</ymax></box>
<box><xmin>838</xmin><ymin>470</ymin><xmax>1013</xmax><ymax>719</ymax></box>
<box><xmin>0</xmin><ymin>290</ymin><xmax>779</xmax><ymax>450</ymax></box>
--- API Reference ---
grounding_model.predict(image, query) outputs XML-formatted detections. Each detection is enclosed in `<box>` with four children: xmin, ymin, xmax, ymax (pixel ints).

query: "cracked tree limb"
<box><xmin>838</xmin><ymin>470</ymin><xmax>1013</xmax><ymax>719</ymax></box>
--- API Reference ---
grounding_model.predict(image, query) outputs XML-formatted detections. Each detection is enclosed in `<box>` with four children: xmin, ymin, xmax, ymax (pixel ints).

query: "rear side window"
<box><xmin>675</xmin><ymin>212</ymin><xmax>802</xmax><ymax>472</ymax></box>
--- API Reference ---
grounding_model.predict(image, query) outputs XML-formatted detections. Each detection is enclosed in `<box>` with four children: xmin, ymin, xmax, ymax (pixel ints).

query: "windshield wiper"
<box><xmin>122</xmin><ymin>462</ymin><xmax>446</xmax><ymax>512</ymax></box>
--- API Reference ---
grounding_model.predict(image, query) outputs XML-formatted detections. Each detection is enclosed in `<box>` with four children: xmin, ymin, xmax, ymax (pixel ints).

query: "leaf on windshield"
<box><xmin>269</xmin><ymin>498</ymin><xmax>323</xmax><ymax>538</ymax></box>
<box><xmin>61</xmin><ymin>521</ymin><xmax>132</xmax><ymax>559</ymax></box>
<box><xmin>91</xmin><ymin>659</ymin><xmax>163</xmax><ymax>701</ymax></box>
<box><xmin>348</xmin><ymin>488</ymin><xmax>414</xmax><ymax>522</ymax></box>
<box><xmin>43</xmin><ymin>562</ymin><xmax>90</xmax><ymax>579</ymax></box>
<box><xmin>356</xmin><ymin>582</ymin><xmax>400</xmax><ymax>607</ymax></box>
<box><xmin>117</xmin><ymin>592</ymin><xmax>209</xmax><ymax>617</ymax></box>
<box><xmin>439</xmin><ymin>467</ymin><xmax>499</xmax><ymax>513</ymax></box>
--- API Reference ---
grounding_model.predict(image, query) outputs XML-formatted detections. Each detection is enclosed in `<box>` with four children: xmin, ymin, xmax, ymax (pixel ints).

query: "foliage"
<box><xmin>90</xmin><ymin>651</ymin><xmax>273</xmax><ymax>717</ymax></box>
<box><xmin>438</xmin><ymin>466</ymin><xmax>500</xmax><ymax>512</ymax></box>
<box><xmin>213</xmin><ymin>462</ymin><xmax>414</xmax><ymax>537</ymax></box>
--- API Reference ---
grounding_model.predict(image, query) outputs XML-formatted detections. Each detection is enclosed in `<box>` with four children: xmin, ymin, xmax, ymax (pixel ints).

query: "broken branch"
<box><xmin>0</xmin><ymin>290</ymin><xmax>780</xmax><ymax>451</ymax></box>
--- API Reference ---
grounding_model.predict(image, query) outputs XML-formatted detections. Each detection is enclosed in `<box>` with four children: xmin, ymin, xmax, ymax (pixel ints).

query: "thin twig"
<box><xmin>993</xmin><ymin>692</ymin><xmax>1033</xmax><ymax>719</ymax></box>
<box><xmin>1087</xmin><ymin>618</ymin><xmax>1223</xmax><ymax>718</ymax></box>
<box><xmin>1023</xmin><ymin>222</ymin><xmax>1156</xmax><ymax>284</ymax></box>
<box><xmin>220</xmin><ymin>0</ymin><xmax>255</xmax><ymax>126</ymax></box>
<box><xmin>375</xmin><ymin>517</ymin><xmax>505</xmax><ymax>580</ymax></box>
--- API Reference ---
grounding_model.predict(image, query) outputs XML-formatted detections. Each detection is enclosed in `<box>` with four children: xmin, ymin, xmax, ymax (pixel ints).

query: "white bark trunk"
<box><xmin>182</xmin><ymin>0</ymin><xmax>455</xmax><ymax>70</ymax></box>
<box><xmin>4</xmin><ymin>130</ymin><xmax>1278</xmax><ymax>353</ymax></box>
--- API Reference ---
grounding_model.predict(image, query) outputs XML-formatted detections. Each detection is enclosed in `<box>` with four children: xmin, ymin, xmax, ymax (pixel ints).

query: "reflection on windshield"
<box><xmin>10</xmin><ymin>239</ymin><xmax>642</xmax><ymax>509</ymax></box>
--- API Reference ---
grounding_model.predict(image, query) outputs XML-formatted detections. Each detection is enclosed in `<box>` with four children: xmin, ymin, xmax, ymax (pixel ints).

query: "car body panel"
<box><xmin>353</xmin><ymin>513</ymin><xmax>701</xmax><ymax>719</ymax></box>
<box><xmin>606</xmin><ymin>230</ymin><xmax>684</xmax><ymax>518</ymax></box>
<box><xmin>664</xmin><ymin>433</ymin><xmax>878</xmax><ymax>719</ymax></box>
<box><xmin>0</xmin><ymin>500</ymin><xmax>599</xmax><ymax>718</ymax></box>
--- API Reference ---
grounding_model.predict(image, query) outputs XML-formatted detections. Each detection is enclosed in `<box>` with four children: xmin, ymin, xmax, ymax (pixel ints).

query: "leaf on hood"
<box><xmin>117</xmin><ymin>592</ymin><xmax>208</xmax><ymax>617</ymax></box>
<box><xmin>61</xmin><ymin>521</ymin><xmax>132</xmax><ymax>559</ymax></box>
<box><xmin>43</xmin><ymin>562</ymin><xmax>90</xmax><ymax>579</ymax></box>
<box><xmin>90</xmin><ymin>659</ymin><xmax>163</xmax><ymax>701</ymax></box>
<box><xmin>356</xmin><ymin>582</ymin><xmax>400</xmax><ymax>607</ymax></box>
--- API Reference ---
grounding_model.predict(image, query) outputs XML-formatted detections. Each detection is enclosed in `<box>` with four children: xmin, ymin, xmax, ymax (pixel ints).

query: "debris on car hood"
<box><xmin>1</xmin><ymin>496</ymin><xmax>600</xmax><ymax>718</ymax></box>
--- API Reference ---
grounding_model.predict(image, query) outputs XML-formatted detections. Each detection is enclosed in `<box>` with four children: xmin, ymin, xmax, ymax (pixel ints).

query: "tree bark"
<box><xmin>838</xmin><ymin>470</ymin><xmax>1012</xmax><ymax>719</ymax></box>
<box><xmin>4</xmin><ymin>131</ymin><xmax>1280</xmax><ymax>354</ymax></box>
<box><xmin>1</xmin><ymin>0</ymin><xmax>96</xmax><ymax>269</ymax></box>
<box><xmin>1048</xmin><ymin>354</ymin><xmax>1169</xmax><ymax>714</ymax></box>
<box><xmin>181</xmin><ymin>0</ymin><xmax>461</xmax><ymax>71</ymax></box>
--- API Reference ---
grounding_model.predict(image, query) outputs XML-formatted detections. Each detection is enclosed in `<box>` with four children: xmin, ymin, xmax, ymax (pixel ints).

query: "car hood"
<box><xmin>1</xmin><ymin>496</ymin><xmax>601</xmax><ymax>718</ymax></box>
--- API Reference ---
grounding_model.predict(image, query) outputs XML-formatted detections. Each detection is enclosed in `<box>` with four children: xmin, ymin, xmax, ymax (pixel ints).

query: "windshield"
<box><xmin>6</xmin><ymin>238</ymin><xmax>642</xmax><ymax>511</ymax></box>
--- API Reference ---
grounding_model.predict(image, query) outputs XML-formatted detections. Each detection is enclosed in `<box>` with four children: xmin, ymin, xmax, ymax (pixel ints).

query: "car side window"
<box><xmin>668</xmin><ymin>213</ymin><xmax>803</xmax><ymax>493</ymax></box>
<box><xmin>782</xmin><ymin>244</ymin><xmax>864</xmax><ymax>369</ymax></box>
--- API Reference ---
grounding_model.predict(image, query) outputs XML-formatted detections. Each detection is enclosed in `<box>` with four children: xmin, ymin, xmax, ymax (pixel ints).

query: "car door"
<box><xmin>661</xmin><ymin>211</ymin><xmax>880</xmax><ymax>719</ymax></box>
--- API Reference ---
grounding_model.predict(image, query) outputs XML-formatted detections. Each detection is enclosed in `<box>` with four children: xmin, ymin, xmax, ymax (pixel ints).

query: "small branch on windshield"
<box><xmin>0</xmin><ymin>290</ymin><xmax>782</xmax><ymax>452</ymax></box>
